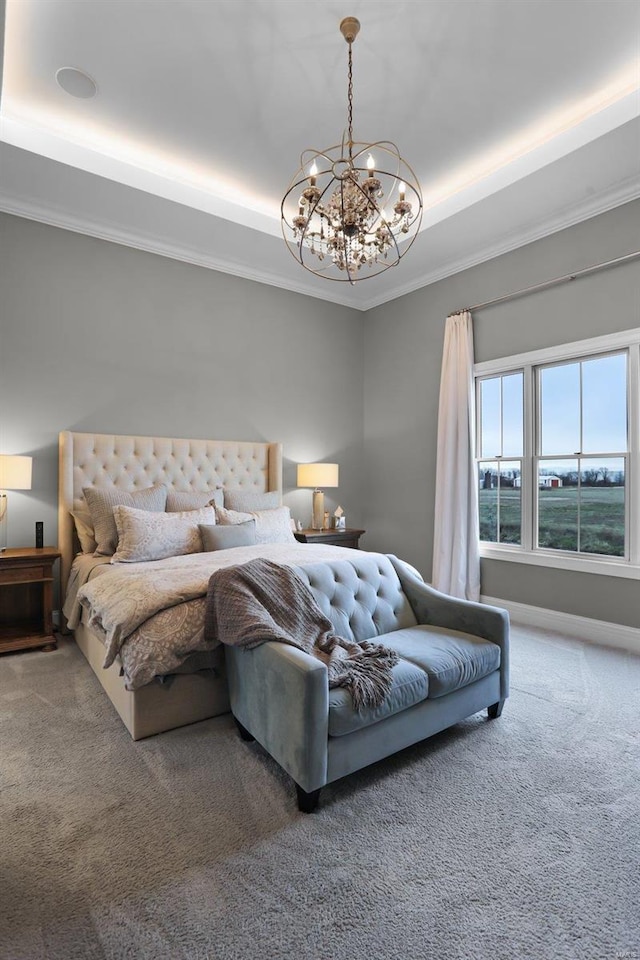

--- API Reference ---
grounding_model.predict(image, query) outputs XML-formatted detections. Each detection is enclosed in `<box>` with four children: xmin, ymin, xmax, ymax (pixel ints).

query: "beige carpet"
<box><xmin>1</xmin><ymin>625</ymin><xmax>638</xmax><ymax>960</ymax></box>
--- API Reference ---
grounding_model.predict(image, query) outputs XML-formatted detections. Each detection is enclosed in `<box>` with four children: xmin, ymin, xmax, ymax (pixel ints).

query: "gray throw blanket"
<box><xmin>204</xmin><ymin>558</ymin><xmax>399</xmax><ymax>711</ymax></box>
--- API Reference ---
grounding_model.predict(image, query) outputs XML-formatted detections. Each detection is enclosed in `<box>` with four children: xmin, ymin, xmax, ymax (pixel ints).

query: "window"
<box><xmin>477</xmin><ymin>372</ymin><xmax>523</xmax><ymax>545</ymax></box>
<box><xmin>474</xmin><ymin>329</ymin><xmax>640</xmax><ymax>578</ymax></box>
<box><xmin>538</xmin><ymin>353</ymin><xmax>627</xmax><ymax>557</ymax></box>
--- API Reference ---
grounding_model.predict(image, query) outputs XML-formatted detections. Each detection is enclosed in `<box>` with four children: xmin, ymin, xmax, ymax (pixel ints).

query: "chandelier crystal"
<box><xmin>281</xmin><ymin>17</ymin><xmax>422</xmax><ymax>284</ymax></box>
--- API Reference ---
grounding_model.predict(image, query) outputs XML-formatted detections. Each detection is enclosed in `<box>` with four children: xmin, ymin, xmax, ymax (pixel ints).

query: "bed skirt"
<box><xmin>74</xmin><ymin>622</ymin><xmax>230</xmax><ymax>740</ymax></box>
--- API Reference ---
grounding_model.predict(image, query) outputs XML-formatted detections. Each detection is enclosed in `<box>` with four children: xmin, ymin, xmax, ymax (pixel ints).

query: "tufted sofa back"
<box><xmin>293</xmin><ymin>554</ymin><xmax>418</xmax><ymax>644</ymax></box>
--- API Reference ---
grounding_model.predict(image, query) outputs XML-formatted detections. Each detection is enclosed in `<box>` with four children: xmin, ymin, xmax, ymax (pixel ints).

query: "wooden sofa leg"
<box><xmin>234</xmin><ymin>717</ymin><xmax>255</xmax><ymax>742</ymax></box>
<box><xmin>296</xmin><ymin>784</ymin><xmax>321</xmax><ymax>814</ymax></box>
<box><xmin>488</xmin><ymin>700</ymin><xmax>504</xmax><ymax>719</ymax></box>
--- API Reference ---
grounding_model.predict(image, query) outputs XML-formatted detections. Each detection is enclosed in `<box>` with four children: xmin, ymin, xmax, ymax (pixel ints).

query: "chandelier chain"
<box><xmin>347</xmin><ymin>42</ymin><xmax>353</xmax><ymax>158</ymax></box>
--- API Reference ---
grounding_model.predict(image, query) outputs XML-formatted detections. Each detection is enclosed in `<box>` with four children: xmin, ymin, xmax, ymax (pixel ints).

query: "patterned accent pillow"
<box><xmin>83</xmin><ymin>484</ymin><xmax>168</xmax><ymax>556</ymax></box>
<box><xmin>223</xmin><ymin>489</ymin><xmax>281</xmax><ymax>512</ymax></box>
<box><xmin>214</xmin><ymin>504</ymin><xmax>296</xmax><ymax>544</ymax></box>
<box><xmin>166</xmin><ymin>489</ymin><xmax>223</xmax><ymax>512</ymax></box>
<box><xmin>199</xmin><ymin>520</ymin><xmax>257</xmax><ymax>551</ymax></box>
<box><xmin>111</xmin><ymin>505</ymin><xmax>216</xmax><ymax>563</ymax></box>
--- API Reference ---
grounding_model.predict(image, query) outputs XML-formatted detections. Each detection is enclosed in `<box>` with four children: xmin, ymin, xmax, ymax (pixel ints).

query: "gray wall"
<box><xmin>0</xmin><ymin>214</ymin><xmax>364</xmax><ymax>550</ymax></box>
<box><xmin>2</xmin><ymin>201</ymin><xmax>638</xmax><ymax>628</ymax></box>
<box><xmin>363</xmin><ymin>199</ymin><xmax>640</xmax><ymax>628</ymax></box>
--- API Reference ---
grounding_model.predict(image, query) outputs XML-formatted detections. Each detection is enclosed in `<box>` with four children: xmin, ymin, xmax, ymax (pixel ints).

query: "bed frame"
<box><xmin>59</xmin><ymin>431</ymin><xmax>283</xmax><ymax>739</ymax></box>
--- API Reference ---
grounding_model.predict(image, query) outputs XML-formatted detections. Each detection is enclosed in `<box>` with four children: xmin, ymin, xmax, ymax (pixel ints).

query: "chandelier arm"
<box><xmin>280</xmin><ymin>180</ymin><xmax>308</xmax><ymax>230</ymax></box>
<box><xmin>308</xmin><ymin>176</ymin><xmax>335</xmax><ymax>215</ymax></box>
<box><xmin>299</xmin><ymin>148</ymin><xmax>334</xmax><ymax>169</ymax></box>
<box><xmin>348</xmin><ymin>145</ymin><xmax>424</xmax><ymax>207</ymax></box>
<box><xmin>296</xmin><ymin>174</ymin><xmax>338</xmax><ymax>264</ymax></box>
<box><xmin>280</xmin><ymin>169</ymin><xmax>334</xmax><ymax>229</ymax></box>
<box><xmin>344</xmin><ymin>175</ymin><xmax>404</xmax><ymax>263</ymax></box>
<box><xmin>349</xmin><ymin>142</ymin><xmax>402</xmax><ymax>183</ymax></box>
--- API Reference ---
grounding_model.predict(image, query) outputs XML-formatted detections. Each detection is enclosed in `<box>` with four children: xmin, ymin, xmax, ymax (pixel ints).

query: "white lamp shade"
<box><xmin>297</xmin><ymin>463</ymin><xmax>339</xmax><ymax>489</ymax></box>
<box><xmin>0</xmin><ymin>455</ymin><xmax>33</xmax><ymax>490</ymax></box>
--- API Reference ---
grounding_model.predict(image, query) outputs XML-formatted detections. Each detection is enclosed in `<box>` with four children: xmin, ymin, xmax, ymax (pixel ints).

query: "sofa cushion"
<box><xmin>381</xmin><ymin>625</ymin><xmax>501</xmax><ymax>698</ymax></box>
<box><xmin>294</xmin><ymin>555</ymin><xmax>418</xmax><ymax>645</ymax></box>
<box><xmin>328</xmin><ymin>658</ymin><xmax>428</xmax><ymax>737</ymax></box>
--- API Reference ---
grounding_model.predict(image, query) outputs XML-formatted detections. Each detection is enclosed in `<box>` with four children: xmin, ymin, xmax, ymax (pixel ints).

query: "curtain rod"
<box><xmin>452</xmin><ymin>250</ymin><xmax>640</xmax><ymax>316</ymax></box>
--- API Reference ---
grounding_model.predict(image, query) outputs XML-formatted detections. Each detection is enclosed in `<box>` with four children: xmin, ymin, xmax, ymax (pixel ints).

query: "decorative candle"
<box><xmin>399</xmin><ymin>181</ymin><xmax>406</xmax><ymax>201</ymax></box>
<box><xmin>310</xmin><ymin>161</ymin><xmax>318</xmax><ymax>186</ymax></box>
<box><xmin>367</xmin><ymin>154</ymin><xmax>375</xmax><ymax>177</ymax></box>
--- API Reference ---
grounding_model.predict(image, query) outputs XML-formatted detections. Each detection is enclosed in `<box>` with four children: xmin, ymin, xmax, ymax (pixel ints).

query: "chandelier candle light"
<box><xmin>281</xmin><ymin>17</ymin><xmax>422</xmax><ymax>283</ymax></box>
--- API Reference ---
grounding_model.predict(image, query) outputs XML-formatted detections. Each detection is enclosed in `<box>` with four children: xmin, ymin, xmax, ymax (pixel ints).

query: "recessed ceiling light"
<box><xmin>55</xmin><ymin>67</ymin><xmax>97</xmax><ymax>99</ymax></box>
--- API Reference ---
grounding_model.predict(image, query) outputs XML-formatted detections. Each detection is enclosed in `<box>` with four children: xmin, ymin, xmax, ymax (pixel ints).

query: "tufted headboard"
<box><xmin>58</xmin><ymin>431</ymin><xmax>283</xmax><ymax>593</ymax></box>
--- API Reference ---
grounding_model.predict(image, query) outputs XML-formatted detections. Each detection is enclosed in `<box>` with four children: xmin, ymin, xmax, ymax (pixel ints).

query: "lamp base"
<box><xmin>311</xmin><ymin>489</ymin><xmax>325</xmax><ymax>530</ymax></box>
<box><xmin>0</xmin><ymin>493</ymin><xmax>6</xmax><ymax>551</ymax></box>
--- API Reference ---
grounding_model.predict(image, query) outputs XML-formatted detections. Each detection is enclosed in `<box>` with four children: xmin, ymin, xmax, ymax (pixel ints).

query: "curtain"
<box><xmin>432</xmin><ymin>310</ymin><xmax>480</xmax><ymax>601</ymax></box>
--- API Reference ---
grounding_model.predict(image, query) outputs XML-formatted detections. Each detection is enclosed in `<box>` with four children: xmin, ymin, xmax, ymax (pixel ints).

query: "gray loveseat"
<box><xmin>225</xmin><ymin>553</ymin><xmax>509</xmax><ymax>812</ymax></box>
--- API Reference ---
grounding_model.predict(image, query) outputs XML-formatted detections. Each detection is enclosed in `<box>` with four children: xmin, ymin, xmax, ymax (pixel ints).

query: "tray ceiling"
<box><xmin>1</xmin><ymin>0</ymin><xmax>639</xmax><ymax>309</ymax></box>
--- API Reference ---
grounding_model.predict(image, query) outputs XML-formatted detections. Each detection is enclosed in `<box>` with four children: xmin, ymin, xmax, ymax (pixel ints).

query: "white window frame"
<box><xmin>474</xmin><ymin>327</ymin><xmax>640</xmax><ymax>580</ymax></box>
<box><xmin>476</xmin><ymin>371</ymin><xmax>525</xmax><ymax>545</ymax></box>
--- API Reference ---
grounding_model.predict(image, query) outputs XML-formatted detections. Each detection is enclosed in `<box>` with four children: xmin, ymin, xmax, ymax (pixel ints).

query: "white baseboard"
<box><xmin>481</xmin><ymin>595</ymin><xmax>640</xmax><ymax>656</ymax></box>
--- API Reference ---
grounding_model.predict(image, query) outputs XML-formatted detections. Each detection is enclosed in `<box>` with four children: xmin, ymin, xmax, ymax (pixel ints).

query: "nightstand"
<box><xmin>0</xmin><ymin>547</ymin><xmax>61</xmax><ymax>654</ymax></box>
<box><xmin>294</xmin><ymin>528</ymin><xmax>365</xmax><ymax>549</ymax></box>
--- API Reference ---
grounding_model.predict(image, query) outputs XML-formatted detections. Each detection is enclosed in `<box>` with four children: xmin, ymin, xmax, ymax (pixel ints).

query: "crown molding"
<box><xmin>357</xmin><ymin>175</ymin><xmax>640</xmax><ymax>311</ymax></box>
<box><xmin>0</xmin><ymin>192</ymin><xmax>362</xmax><ymax>310</ymax></box>
<box><xmin>1</xmin><ymin>174</ymin><xmax>638</xmax><ymax>315</ymax></box>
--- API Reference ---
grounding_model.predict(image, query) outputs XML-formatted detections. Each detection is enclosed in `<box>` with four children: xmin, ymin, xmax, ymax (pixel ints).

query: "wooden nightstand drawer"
<box><xmin>294</xmin><ymin>529</ymin><xmax>365</xmax><ymax>549</ymax></box>
<box><xmin>0</xmin><ymin>565</ymin><xmax>47</xmax><ymax>585</ymax></box>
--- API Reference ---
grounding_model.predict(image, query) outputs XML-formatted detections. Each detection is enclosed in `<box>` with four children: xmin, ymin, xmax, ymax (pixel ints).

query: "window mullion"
<box><xmin>497</xmin><ymin>377</ymin><xmax>503</xmax><ymax>544</ymax></box>
<box><xmin>496</xmin><ymin>466</ymin><xmax>501</xmax><ymax>544</ymax></box>
<box><xmin>629</xmin><ymin>343</ymin><xmax>640</xmax><ymax>564</ymax></box>
<box><xmin>523</xmin><ymin>364</ymin><xmax>535</xmax><ymax>551</ymax></box>
<box><xmin>577</xmin><ymin>456</ymin><xmax>582</xmax><ymax>553</ymax></box>
<box><xmin>577</xmin><ymin>363</ymin><xmax>583</xmax><ymax>553</ymax></box>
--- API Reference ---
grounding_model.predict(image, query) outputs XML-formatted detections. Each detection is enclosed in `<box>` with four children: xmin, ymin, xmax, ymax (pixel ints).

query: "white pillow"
<box><xmin>111</xmin><ymin>504</ymin><xmax>215</xmax><ymax>562</ymax></box>
<box><xmin>214</xmin><ymin>504</ymin><xmax>296</xmax><ymax>545</ymax></box>
<box><xmin>83</xmin><ymin>484</ymin><xmax>168</xmax><ymax>556</ymax></box>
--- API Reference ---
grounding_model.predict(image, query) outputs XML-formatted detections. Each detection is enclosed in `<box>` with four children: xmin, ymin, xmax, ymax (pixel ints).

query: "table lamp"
<box><xmin>0</xmin><ymin>455</ymin><xmax>33</xmax><ymax>551</ymax></box>
<box><xmin>297</xmin><ymin>462</ymin><xmax>339</xmax><ymax>530</ymax></box>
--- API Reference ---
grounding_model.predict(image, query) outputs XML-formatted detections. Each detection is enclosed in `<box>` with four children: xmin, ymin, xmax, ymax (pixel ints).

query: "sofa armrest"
<box><xmin>225</xmin><ymin>642</ymin><xmax>329</xmax><ymax>793</ymax></box>
<box><xmin>388</xmin><ymin>555</ymin><xmax>510</xmax><ymax>701</ymax></box>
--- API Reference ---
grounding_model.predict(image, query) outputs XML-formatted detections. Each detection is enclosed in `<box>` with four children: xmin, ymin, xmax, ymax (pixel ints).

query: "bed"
<box><xmin>59</xmin><ymin>430</ymin><xmax>287</xmax><ymax>739</ymax></box>
<box><xmin>58</xmin><ymin>430</ymin><xmax>357</xmax><ymax>741</ymax></box>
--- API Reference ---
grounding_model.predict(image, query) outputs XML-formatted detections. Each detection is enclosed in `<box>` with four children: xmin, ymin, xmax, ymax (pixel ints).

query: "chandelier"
<box><xmin>281</xmin><ymin>17</ymin><xmax>422</xmax><ymax>284</ymax></box>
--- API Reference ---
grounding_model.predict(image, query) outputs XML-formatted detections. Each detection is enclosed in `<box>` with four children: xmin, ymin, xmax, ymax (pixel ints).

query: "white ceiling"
<box><xmin>1</xmin><ymin>0</ymin><xmax>639</xmax><ymax>310</ymax></box>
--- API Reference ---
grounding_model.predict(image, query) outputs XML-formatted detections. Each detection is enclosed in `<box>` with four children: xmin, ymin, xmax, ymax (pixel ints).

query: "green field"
<box><xmin>479</xmin><ymin>486</ymin><xmax>625</xmax><ymax>556</ymax></box>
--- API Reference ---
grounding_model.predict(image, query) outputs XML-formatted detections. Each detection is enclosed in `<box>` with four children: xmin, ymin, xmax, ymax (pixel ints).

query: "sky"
<box><xmin>479</xmin><ymin>352</ymin><xmax>627</xmax><ymax>471</ymax></box>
